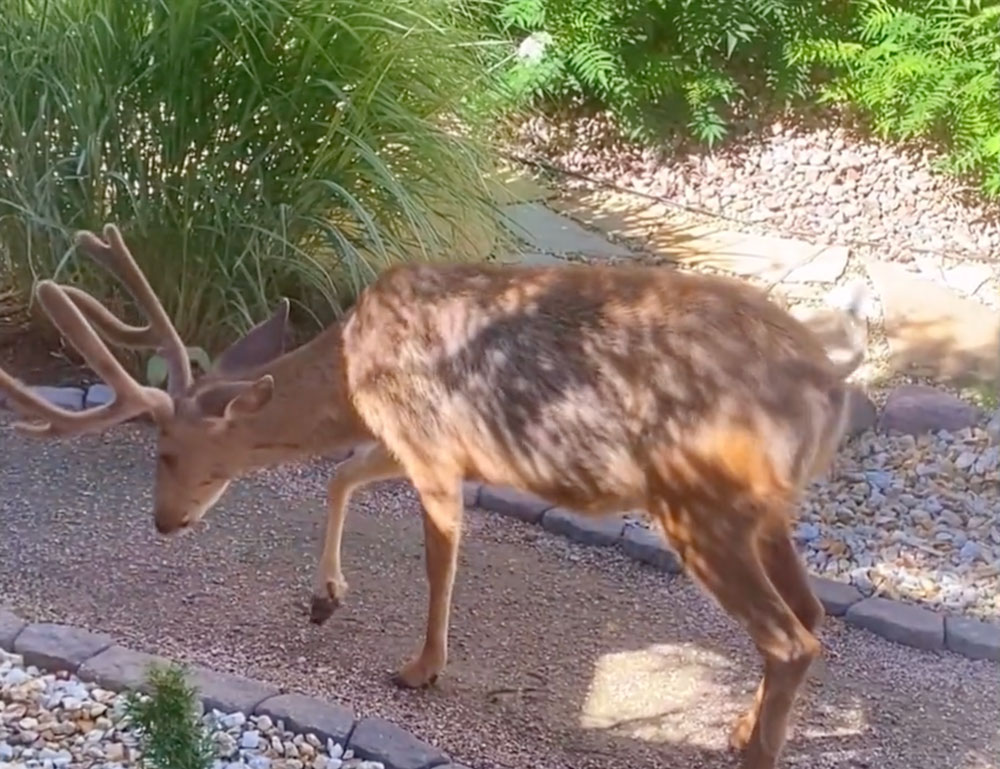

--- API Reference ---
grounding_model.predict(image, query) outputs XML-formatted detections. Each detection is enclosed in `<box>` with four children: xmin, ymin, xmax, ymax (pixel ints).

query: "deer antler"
<box><xmin>0</xmin><ymin>223</ymin><xmax>190</xmax><ymax>437</ymax></box>
<box><xmin>71</xmin><ymin>224</ymin><xmax>193</xmax><ymax>396</ymax></box>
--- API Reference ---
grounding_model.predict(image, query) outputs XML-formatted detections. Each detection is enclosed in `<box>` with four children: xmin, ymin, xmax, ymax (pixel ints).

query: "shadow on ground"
<box><xmin>0</xmin><ymin>418</ymin><xmax>997</xmax><ymax>769</ymax></box>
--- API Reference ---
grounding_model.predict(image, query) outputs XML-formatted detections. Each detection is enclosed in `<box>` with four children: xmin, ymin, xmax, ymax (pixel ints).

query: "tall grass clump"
<box><xmin>0</xmin><ymin>0</ymin><xmax>510</xmax><ymax>351</ymax></box>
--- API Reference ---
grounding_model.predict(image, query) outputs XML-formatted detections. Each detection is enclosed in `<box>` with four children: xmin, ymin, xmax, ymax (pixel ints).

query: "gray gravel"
<box><xmin>0</xmin><ymin>415</ymin><xmax>997</xmax><ymax>769</ymax></box>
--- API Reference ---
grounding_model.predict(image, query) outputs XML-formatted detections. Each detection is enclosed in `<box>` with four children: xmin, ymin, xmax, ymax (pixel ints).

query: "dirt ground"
<box><xmin>0</xmin><ymin>418</ymin><xmax>997</xmax><ymax>769</ymax></box>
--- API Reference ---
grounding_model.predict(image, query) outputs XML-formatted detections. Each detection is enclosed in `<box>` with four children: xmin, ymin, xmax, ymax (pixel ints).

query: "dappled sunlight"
<box><xmin>578</xmin><ymin>642</ymin><xmax>742</xmax><ymax>748</ymax></box>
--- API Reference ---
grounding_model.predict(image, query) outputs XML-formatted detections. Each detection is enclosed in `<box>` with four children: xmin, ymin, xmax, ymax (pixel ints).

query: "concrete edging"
<box><xmin>0</xmin><ymin>610</ymin><xmax>467</xmax><ymax>769</ymax></box>
<box><xmin>463</xmin><ymin>482</ymin><xmax>1000</xmax><ymax>664</ymax></box>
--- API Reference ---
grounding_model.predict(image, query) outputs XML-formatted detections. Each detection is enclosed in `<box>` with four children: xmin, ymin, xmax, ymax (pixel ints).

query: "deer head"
<box><xmin>0</xmin><ymin>224</ymin><xmax>295</xmax><ymax>533</ymax></box>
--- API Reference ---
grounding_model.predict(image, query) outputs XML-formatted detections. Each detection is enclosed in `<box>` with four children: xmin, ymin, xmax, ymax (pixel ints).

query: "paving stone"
<box><xmin>809</xmin><ymin>576</ymin><xmax>862</xmax><ymax>616</ymax></box>
<box><xmin>541</xmin><ymin>508</ymin><xmax>625</xmax><ymax>547</ymax></box>
<box><xmin>496</xmin><ymin>250</ymin><xmax>568</xmax><ymax>267</ymax></box>
<box><xmin>619</xmin><ymin>524</ymin><xmax>683</xmax><ymax>573</ymax></box>
<box><xmin>347</xmin><ymin>717</ymin><xmax>449</xmax><ymax>769</ymax></box>
<box><xmin>944</xmin><ymin>615</ymin><xmax>1000</xmax><ymax>662</ymax></box>
<box><xmin>30</xmin><ymin>386</ymin><xmax>85</xmax><ymax>411</ymax></box>
<box><xmin>255</xmin><ymin>693</ymin><xmax>355</xmax><ymax>746</ymax></box>
<box><xmin>878</xmin><ymin>384</ymin><xmax>981</xmax><ymax>435</ymax></box>
<box><xmin>0</xmin><ymin>608</ymin><xmax>26</xmax><ymax>651</ymax></box>
<box><xmin>84</xmin><ymin>384</ymin><xmax>114</xmax><ymax>408</ymax></box>
<box><xmin>486</xmin><ymin>166</ymin><xmax>555</xmax><ymax>204</ymax></box>
<box><xmin>188</xmin><ymin>665</ymin><xmax>281</xmax><ymax>714</ymax></box>
<box><xmin>501</xmin><ymin>202</ymin><xmax>631</xmax><ymax>258</ymax></box>
<box><xmin>77</xmin><ymin>645</ymin><xmax>168</xmax><ymax>691</ymax></box>
<box><xmin>477</xmin><ymin>485</ymin><xmax>552</xmax><ymax>523</ymax></box>
<box><xmin>866</xmin><ymin>259</ymin><xmax>1000</xmax><ymax>385</ymax></box>
<box><xmin>13</xmin><ymin>623</ymin><xmax>113</xmax><ymax>672</ymax></box>
<box><xmin>462</xmin><ymin>482</ymin><xmax>481</xmax><ymax>508</ymax></box>
<box><xmin>845</xmin><ymin>386</ymin><xmax>878</xmax><ymax>437</ymax></box>
<box><xmin>845</xmin><ymin>597</ymin><xmax>944</xmax><ymax>651</ymax></box>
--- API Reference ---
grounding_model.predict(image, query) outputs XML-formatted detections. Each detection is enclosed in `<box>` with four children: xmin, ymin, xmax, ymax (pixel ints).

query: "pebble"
<box><xmin>0</xmin><ymin>650</ymin><xmax>370</xmax><ymax>769</ymax></box>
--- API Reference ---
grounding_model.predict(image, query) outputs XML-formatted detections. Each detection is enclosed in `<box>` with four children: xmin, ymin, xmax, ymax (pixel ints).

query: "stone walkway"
<box><xmin>0</xmin><ymin>419</ymin><xmax>996</xmax><ymax>769</ymax></box>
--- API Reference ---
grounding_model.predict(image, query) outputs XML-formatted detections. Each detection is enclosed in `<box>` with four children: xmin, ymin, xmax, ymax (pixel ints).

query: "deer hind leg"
<box><xmin>653</xmin><ymin>502</ymin><xmax>820</xmax><ymax>769</ymax></box>
<box><xmin>310</xmin><ymin>442</ymin><xmax>404</xmax><ymax>624</ymax></box>
<box><xmin>727</xmin><ymin>527</ymin><xmax>824</xmax><ymax>753</ymax></box>
<box><xmin>392</xmin><ymin>476</ymin><xmax>464</xmax><ymax>690</ymax></box>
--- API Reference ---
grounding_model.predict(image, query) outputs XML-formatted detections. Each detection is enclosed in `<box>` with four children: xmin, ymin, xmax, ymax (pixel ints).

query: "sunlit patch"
<box><xmin>579</xmin><ymin>642</ymin><xmax>743</xmax><ymax>749</ymax></box>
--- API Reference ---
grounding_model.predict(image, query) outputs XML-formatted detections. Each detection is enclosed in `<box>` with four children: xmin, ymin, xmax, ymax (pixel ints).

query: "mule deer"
<box><xmin>0</xmin><ymin>223</ymin><xmax>867</xmax><ymax>769</ymax></box>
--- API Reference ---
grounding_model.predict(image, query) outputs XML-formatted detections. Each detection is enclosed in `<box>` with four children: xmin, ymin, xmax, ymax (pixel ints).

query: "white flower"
<box><xmin>517</xmin><ymin>31</ymin><xmax>552</xmax><ymax>64</ymax></box>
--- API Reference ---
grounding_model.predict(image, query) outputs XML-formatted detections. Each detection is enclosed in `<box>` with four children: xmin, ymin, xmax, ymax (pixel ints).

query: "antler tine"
<box><xmin>74</xmin><ymin>224</ymin><xmax>193</xmax><ymax>396</ymax></box>
<box><xmin>61</xmin><ymin>286</ymin><xmax>161</xmax><ymax>349</ymax></box>
<box><xmin>0</xmin><ymin>280</ymin><xmax>173</xmax><ymax>438</ymax></box>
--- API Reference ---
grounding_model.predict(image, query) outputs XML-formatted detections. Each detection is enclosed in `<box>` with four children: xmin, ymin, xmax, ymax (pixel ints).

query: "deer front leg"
<box><xmin>392</xmin><ymin>479</ymin><xmax>464</xmax><ymax>689</ymax></box>
<box><xmin>310</xmin><ymin>442</ymin><xmax>404</xmax><ymax>624</ymax></box>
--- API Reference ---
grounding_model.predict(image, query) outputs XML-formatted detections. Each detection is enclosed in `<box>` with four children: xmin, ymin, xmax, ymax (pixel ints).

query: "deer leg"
<box><xmin>654</xmin><ymin>505</ymin><xmax>820</xmax><ymax>769</ymax></box>
<box><xmin>310</xmin><ymin>443</ymin><xmax>404</xmax><ymax>624</ymax></box>
<box><xmin>729</xmin><ymin>529</ymin><xmax>823</xmax><ymax>752</ymax></box>
<box><xmin>392</xmin><ymin>478</ymin><xmax>464</xmax><ymax>689</ymax></box>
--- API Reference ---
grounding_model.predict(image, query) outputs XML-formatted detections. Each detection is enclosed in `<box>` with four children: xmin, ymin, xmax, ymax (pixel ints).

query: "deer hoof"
<box><xmin>390</xmin><ymin>658</ymin><xmax>441</xmax><ymax>690</ymax></box>
<box><xmin>309</xmin><ymin>594</ymin><xmax>340</xmax><ymax>625</ymax></box>
<box><xmin>728</xmin><ymin>710</ymin><xmax>756</xmax><ymax>752</ymax></box>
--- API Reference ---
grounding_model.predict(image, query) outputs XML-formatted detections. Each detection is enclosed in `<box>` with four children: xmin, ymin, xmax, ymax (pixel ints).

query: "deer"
<box><xmin>0</xmin><ymin>222</ymin><xmax>869</xmax><ymax>769</ymax></box>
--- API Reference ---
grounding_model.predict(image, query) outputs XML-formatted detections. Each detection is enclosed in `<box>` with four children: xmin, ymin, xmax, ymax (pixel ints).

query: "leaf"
<box><xmin>146</xmin><ymin>355</ymin><xmax>168</xmax><ymax>389</ymax></box>
<box><xmin>186</xmin><ymin>346</ymin><xmax>213</xmax><ymax>373</ymax></box>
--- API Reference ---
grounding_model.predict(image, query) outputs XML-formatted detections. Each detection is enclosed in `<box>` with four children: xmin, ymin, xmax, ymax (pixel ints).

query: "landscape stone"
<box><xmin>845</xmin><ymin>597</ymin><xmax>944</xmax><ymax>651</ymax></box>
<box><xmin>845</xmin><ymin>386</ymin><xmax>878</xmax><ymax>437</ymax></box>
<box><xmin>347</xmin><ymin>717</ymin><xmax>448</xmax><ymax>769</ymax></box>
<box><xmin>30</xmin><ymin>386</ymin><xmax>85</xmax><ymax>412</ymax></box>
<box><xmin>878</xmin><ymin>385</ymin><xmax>981</xmax><ymax>435</ymax></box>
<box><xmin>550</xmin><ymin>189</ymin><xmax>847</xmax><ymax>282</ymax></box>
<box><xmin>13</xmin><ymin>623</ymin><xmax>113</xmax><ymax>672</ymax></box>
<box><xmin>541</xmin><ymin>508</ymin><xmax>625</xmax><ymax>547</ymax></box>
<box><xmin>84</xmin><ymin>384</ymin><xmax>114</xmax><ymax>408</ymax></box>
<box><xmin>501</xmin><ymin>202</ymin><xmax>631</xmax><ymax>258</ymax></box>
<box><xmin>620</xmin><ymin>524</ymin><xmax>683</xmax><ymax>573</ymax></box>
<box><xmin>477</xmin><ymin>485</ymin><xmax>552</xmax><ymax>523</ymax></box>
<box><xmin>866</xmin><ymin>259</ymin><xmax>1000</xmax><ymax>385</ymax></box>
<box><xmin>496</xmin><ymin>250</ymin><xmax>567</xmax><ymax>267</ymax></box>
<box><xmin>486</xmin><ymin>166</ymin><xmax>554</xmax><ymax>204</ymax></box>
<box><xmin>0</xmin><ymin>608</ymin><xmax>26</xmax><ymax>650</ymax></box>
<box><xmin>809</xmin><ymin>577</ymin><xmax>862</xmax><ymax>616</ymax></box>
<box><xmin>254</xmin><ymin>694</ymin><xmax>355</xmax><ymax>746</ymax></box>
<box><xmin>187</xmin><ymin>665</ymin><xmax>280</xmax><ymax>714</ymax></box>
<box><xmin>943</xmin><ymin>263</ymin><xmax>992</xmax><ymax>296</ymax></box>
<box><xmin>77</xmin><ymin>645</ymin><xmax>168</xmax><ymax>691</ymax></box>
<box><xmin>944</xmin><ymin>615</ymin><xmax>1000</xmax><ymax>662</ymax></box>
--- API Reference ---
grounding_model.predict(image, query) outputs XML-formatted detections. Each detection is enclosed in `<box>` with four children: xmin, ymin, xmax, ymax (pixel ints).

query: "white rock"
<box><xmin>240</xmin><ymin>731</ymin><xmax>262</xmax><ymax>750</ymax></box>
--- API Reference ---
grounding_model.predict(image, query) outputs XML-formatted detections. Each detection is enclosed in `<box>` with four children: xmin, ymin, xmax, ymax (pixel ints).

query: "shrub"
<box><xmin>123</xmin><ymin>663</ymin><xmax>215</xmax><ymax>769</ymax></box>
<box><xmin>0</xmin><ymin>0</ymin><xmax>510</xmax><ymax>351</ymax></box>
<box><xmin>791</xmin><ymin>0</ymin><xmax>1000</xmax><ymax>196</ymax></box>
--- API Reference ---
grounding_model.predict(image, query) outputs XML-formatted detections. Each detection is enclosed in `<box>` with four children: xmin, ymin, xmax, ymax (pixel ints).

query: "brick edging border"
<box><xmin>463</xmin><ymin>482</ymin><xmax>1000</xmax><ymax>664</ymax></box>
<box><xmin>0</xmin><ymin>608</ymin><xmax>468</xmax><ymax>769</ymax></box>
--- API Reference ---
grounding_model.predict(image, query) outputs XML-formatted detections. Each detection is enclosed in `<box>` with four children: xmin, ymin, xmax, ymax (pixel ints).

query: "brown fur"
<box><xmin>0</xmin><ymin>224</ymin><xmax>868</xmax><ymax>769</ymax></box>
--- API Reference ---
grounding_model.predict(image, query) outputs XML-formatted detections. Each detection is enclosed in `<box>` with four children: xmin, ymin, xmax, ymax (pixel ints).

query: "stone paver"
<box><xmin>187</xmin><ymin>665</ymin><xmax>281</xmax><ymax>714</ymax></box>
<box><xmin>541</xmin><ymin>508</ymin><xmax>625</xmax><ymax>547</ymax></box>
<box><xmin>0</xmin><ymin>608</ymin><xmax>26</xmax><ymax>650</ymax></box>
<box><xmin>845</xmin><ymin>385</ymin><xmax>878</xmax><ymax>437</ymax></box>
<box><xmin>85</xmin><ymin>384</ymin><xmax>114</xmax><ymax>408</ymax></box>
<box><xmin>866</xmin><ymin>259</ymin><xmax>1000</xmax><ymax>385</ymax></box>
<box><xmin>13</xmin><ymin>623</ymin><xmax>113</xmax><ymax>672</ymax></box>
<box><xmin>619</xmin><ymin>523</ymin><xmax>683</xmax><ymax>573</ymax></box>
<box><xmin>810</xmin><ymin>577</ymin><xmax>863</xmax><ymax>617</ymax></box>
<box><xmin>462</xmin><ymin>482</ymin><xmax>480</xmax><ymax>508</ymax></box>
<box><xmin>347</xmin><ymin>717</ymin><xmax>449</xmax><ymax>769</ymax></box>
<box><xmin>944</xmin><ymin>615</ymin><xmax>1000</xmax><ymax>662</ymax></box>
<box><xmin>255</xmin><ymin>693</ymin><xmax>355</xmax><ymax>746</ymax></box>
<box><xmin>77</xmin><ymin>645</ymin><xmax>168</xmax><ymax>692</ymax></box>
<box><xmin>845</xmin><ymin>597</ymin><xmax>944</xmax><ymax>651</ymax></box>
<box><xmin>501</xmin><ymin>202</ymin><xmax>631</xmax><ymax>258</ymax></box>
<box><xmin>878</xmin><ymin>384</ymin><xmax>981</xmax><ymax>435</ymax></box>
<box><xmin>476</xmin><ymin>484</ymin><xmax>552</xmax><ymax>523</ymax></box>
<box><xmin>30</xmin><ymin>386</ymin><xmax>85</xmax><ymax>411</ymax></box>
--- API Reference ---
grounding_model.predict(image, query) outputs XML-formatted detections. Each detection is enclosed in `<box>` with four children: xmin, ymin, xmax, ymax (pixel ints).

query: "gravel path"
<box><xmin>0</xmin><ymin>417</ymin><xmax>997</xmax><ymax>769</ymax></box>
<box><xmin>0</xmin><ymin>648</ymin><xmax>382</xmax><ymax>769</ymax></box>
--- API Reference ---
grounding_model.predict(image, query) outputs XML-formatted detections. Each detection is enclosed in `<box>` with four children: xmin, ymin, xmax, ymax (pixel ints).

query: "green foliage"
<box><xmin>490</xmin><ymin>0</ymin><xmax>849</xmax><ymax>144</ymax></box>
<box><xmin>145</xmin><ymin>347</ymin><xmax>212</xmax><ymax>389</ymax></box>
<box><xmin>124</xmin><ymin>663</ymin><xmax>215</xmax><ymax>769</ymax></box>
<box><xmin>791</xmin><ymin>0</ymin><xmax>1000</xmax><ymax>195</ymax></box>
<box><xmin>0</xmin><ymin>0</ymin><xmax>509</xmax><ymax>352</ymax></box>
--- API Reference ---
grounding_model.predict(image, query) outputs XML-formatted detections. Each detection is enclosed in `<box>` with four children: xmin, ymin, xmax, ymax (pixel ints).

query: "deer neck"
<box><xmin>238</xmin><ymin>322</ymin><xmax>372</xmax><ymax>468</ymax></box>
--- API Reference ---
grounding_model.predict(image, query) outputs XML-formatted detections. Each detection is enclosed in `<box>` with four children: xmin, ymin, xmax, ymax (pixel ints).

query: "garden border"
<box><xmin>3</xmin><ymin>384</ymin><xmax>1000</xmax><ymax>666</ymax></box>
<box><xmin>0</xmin><ymin>608</ymin><xmax>468</xmax><ymax>769</ymax></box>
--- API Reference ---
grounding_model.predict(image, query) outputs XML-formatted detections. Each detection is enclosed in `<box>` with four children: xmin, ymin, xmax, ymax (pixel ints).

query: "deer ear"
<box><xmin>195</xmin><ymin>375</ymin><xmax>275</xmax><ymax>419</ymax></box>
<box><xmin>213</xmin><ymin>299</ymin><xmax>290</xmax><ymax>375</ymax></box>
